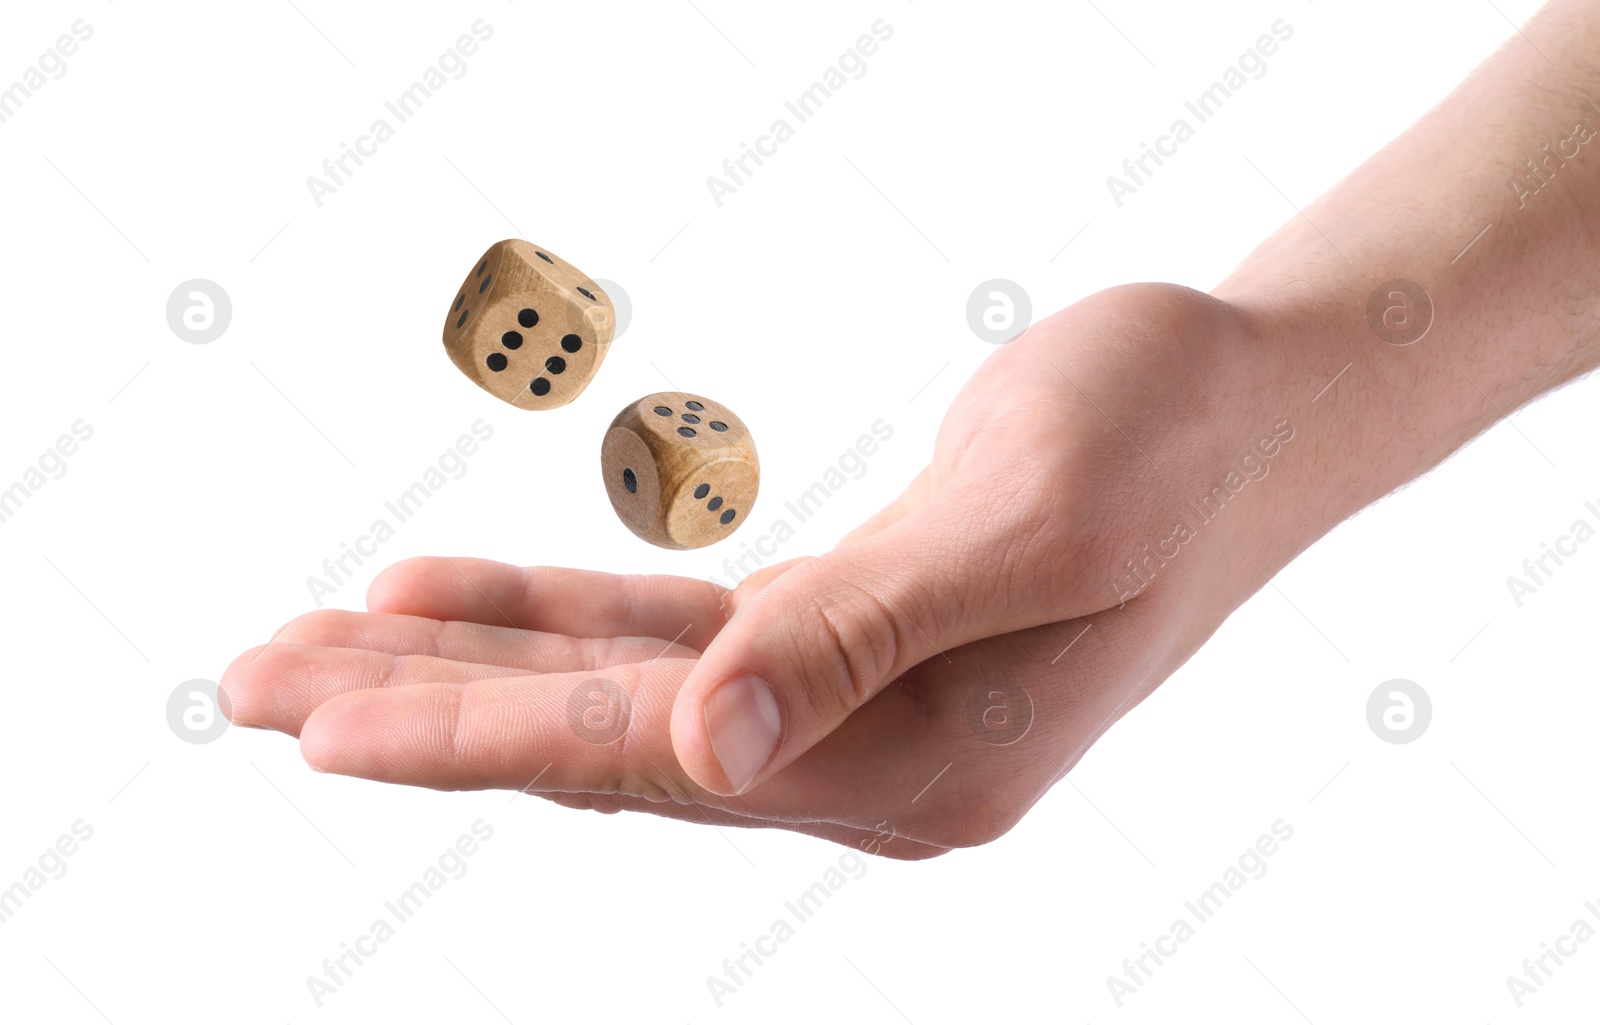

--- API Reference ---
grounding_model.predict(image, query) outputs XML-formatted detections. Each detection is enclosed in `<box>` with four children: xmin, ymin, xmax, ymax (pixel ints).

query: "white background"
<box><xmin>1</xmin><ymin>0</ymin><xmax>1595</xmax><ymax>1021</ymax></box>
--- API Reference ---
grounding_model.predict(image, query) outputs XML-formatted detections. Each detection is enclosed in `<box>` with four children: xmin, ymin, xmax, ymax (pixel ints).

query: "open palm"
<box><xmin>223</xmin><ymin>283</ymin><xmax>1285</xmax><ymax>857</ymax></box>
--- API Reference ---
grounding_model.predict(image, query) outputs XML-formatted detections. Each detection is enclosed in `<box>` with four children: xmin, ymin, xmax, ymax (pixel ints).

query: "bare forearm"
<box><xmin>1216</xmin><ymin>0</ymin><xmax>1600</xmax><ymax>569</ymax></box>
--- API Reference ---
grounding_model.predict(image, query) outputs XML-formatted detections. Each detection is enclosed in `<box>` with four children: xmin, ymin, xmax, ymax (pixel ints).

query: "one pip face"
<box><xmin>442</xmin><ymin>240</ymin><xmax>614</xmax><ymax>411</ymax></box>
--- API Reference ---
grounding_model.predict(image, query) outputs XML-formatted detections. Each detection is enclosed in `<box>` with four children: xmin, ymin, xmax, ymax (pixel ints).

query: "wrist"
<box><xmin>1200</xmin><ymin>0</ymin><xmax>1600</xmax><ymax>596</ymax></box>
<box><xmin>1162</xmin><ymin>291</ymin><xmax>1357</xmax><ymax>608</ymax></box>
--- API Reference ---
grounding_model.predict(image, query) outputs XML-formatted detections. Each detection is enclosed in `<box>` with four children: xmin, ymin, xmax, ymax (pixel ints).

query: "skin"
<box><xmin>223</xmin><ymin>0</ymin><xmax>1600</xmax><ymax>860</ymax></box>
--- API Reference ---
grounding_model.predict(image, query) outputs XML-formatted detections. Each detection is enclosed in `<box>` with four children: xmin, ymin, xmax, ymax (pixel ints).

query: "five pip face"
<box><xmin>442</xmin><ymin>239</ymin><xmax>615</xmax><ymax>410</ymax></box>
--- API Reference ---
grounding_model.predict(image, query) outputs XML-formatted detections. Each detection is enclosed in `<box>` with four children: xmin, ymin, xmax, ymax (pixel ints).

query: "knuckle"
<box><xmin>442</xmin><ymin>679</ymin><xmax>526</xmax><ymax>788</ymax></box>
<box><xmin>546</xmin><ymin>793</ymin><xmax>621</xmax><ymax>815</ymax></box>
<box><xmin>446</xmin><ymin>683</ymin><xmax>475</xmax><ymax>770</ymax></box>
<box><xmin>218</xmin><ymin>645</ymin><xmax>275</xmax><ymax>718</ymax></box>
<box><xmin>275</xmin><ymin>608</ymin><xmax>353</xmax><ymax>646</ymax></box>
<box><xmin>566</xmin><ymin>666</ymin><xmax>688</xmax><ymax>806</ymax></box>
<box><xmin>221</xmin><ymin>643</ymin><xmax>270</xmax><ymax>684</ymax></box>
<box><xmin>925</xmin><ymin>792</ymin><xmax>1027</xmax><ymax>849</ymax></box>
<box><xmin>792</xmin><ymin>575</ymin><xmax>904</xmax><ymax>722</ymax></box>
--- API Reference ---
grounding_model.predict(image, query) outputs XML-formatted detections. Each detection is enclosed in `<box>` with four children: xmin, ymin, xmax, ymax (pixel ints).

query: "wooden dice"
<box><xmin>443</xmin><ymin>240</ymin><xmax>614</xmax><ymax>410</ymax></box>
<box><xmin>601</xmin><ymin>392</ymin><xmax>759</xmax><ymax>549</ymax></box>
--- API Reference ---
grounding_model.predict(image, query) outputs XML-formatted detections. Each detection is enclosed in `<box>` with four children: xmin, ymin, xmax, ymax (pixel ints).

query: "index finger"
<box><xmin>368</xmin><ymin>558</ymin><xmax>731</xmax><ymax>652</ymax></box>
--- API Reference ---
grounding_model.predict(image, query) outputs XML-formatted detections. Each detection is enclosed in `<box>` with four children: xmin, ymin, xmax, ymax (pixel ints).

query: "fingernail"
<box><xmin>704</xmin><ymin>674</ymin><xmax>782</xmax><ymax>794</ymax></box>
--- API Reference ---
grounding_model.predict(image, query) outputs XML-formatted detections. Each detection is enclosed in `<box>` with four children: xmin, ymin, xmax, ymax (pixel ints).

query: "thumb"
<box><xmin>669</xmin><ymin>493</ymin><xmax>1051</xmax><ymax>795</ymax></box>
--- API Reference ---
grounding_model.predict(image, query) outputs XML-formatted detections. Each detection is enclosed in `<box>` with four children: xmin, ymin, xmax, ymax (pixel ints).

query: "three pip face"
<box><xmin>442</xmin><ymin>239</ymin><xmax>615</xmax><ymax>410</ymax></box>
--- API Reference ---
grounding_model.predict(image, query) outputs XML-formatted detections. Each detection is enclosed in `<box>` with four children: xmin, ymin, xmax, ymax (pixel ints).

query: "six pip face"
<box><xmin>442</xmin><ymin>239</ymin><xmax>615</xmax><ymax>410</ymax></box>
<box><xmin>601</xmin><ymin>392</ymin><xmax>760</xmax><ymax>551</ymax></box>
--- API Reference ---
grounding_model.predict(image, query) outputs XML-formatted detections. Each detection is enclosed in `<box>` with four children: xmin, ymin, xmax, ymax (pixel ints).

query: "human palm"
<box><xmin>223</xmin><ymin>283</ymin><xmax>1283</xmax><ymax>858</ymax></box>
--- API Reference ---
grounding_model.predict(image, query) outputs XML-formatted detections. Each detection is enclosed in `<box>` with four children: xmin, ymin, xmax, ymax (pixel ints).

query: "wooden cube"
<box><xmin>442</xmin><ymin>239</ymin><xmax>614</xmax><ymax>410</ymax></box>
<box><xmin>601</xmin><ymin>392</ymin><xmax>759</xmax><ymax>549</ymax></box>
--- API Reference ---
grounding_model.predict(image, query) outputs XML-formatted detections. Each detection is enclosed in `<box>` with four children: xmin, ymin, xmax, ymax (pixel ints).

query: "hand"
<box><xmin>225</xmin><ymin>0</ymin><xmax>1600</xmax><ymax>855</ymax></box>
<box><xmin>222</xmin><ymin>282</ymin><xmax>1302</xmax><ymax>856</ymax></box>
